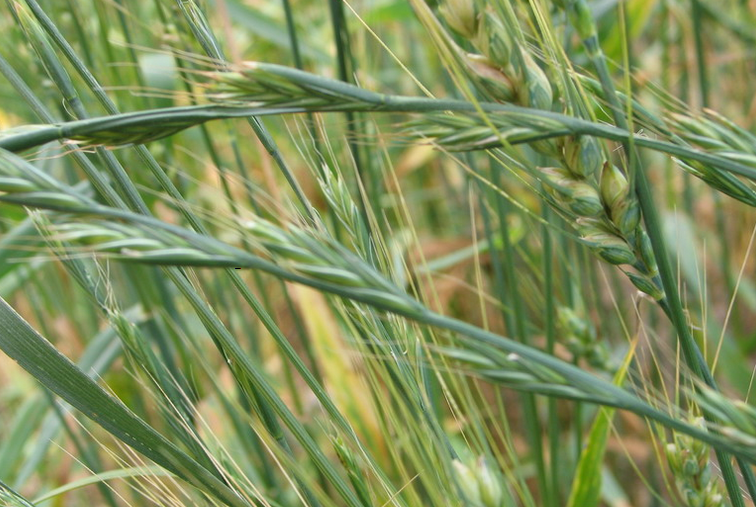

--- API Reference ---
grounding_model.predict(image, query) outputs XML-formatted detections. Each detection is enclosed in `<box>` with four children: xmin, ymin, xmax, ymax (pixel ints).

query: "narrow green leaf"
<box><xmin>0</xmin><ymin>480</ymin><xmax>35</xmax><ymax>507</ymax></box>
<box><xmin>0</xmin><ymin>296</ymin><xmax>250</xmax><ymax>507</ymax></box>
<box><xmin>32</xmin><ymin>466</ymin><xmax>170</xmax><ymax>504</ymax></box>
<box><xmin>566</xmin><ymin>342</ymin><xmax>635</xmax><ymax>507</ymax></box>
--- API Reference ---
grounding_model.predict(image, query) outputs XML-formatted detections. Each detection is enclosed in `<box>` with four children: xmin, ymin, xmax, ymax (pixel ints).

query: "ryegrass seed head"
<box><xmin>697</xmin><ymin>388</ymin><xmax>756</xmax><ymax>437</ymax></box>
<box><xmin>332</xmin><ymin>436</ymin><xmax>372</xmax><ymax>507</ymax></box>
<box><xmin>674</xmin><ymin>158</ymin><xmax>756</xmax><ymax>208</ymax></box>
<box><xmin>669</xmin><ymin>113</ymin><xmax>721</xmax><ymax>143</ymax></box>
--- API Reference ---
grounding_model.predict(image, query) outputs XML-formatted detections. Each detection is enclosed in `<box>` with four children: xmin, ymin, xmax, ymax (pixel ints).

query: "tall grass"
<box><xmin>1</xmin><ymin>0</ymin><xmax>756</xmax><ymax>506</ymax></box>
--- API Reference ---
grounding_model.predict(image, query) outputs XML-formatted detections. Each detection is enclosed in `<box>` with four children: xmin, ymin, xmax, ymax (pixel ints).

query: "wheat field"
<box><xmin>1</xmin><ymin>0</ymin><xmax>756</xmax><ymax>506</ymax></box>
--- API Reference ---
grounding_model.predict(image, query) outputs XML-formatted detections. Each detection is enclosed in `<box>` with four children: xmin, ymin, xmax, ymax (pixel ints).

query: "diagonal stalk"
<box><xmin>2</xmin><ymin>71</ymin><xmax>756</xmax><ymax>183</ymax></box>
<box><xmin>3</xmin><ymin>179</ymin><xmax>755</xmax><ymax>465</ymax></box>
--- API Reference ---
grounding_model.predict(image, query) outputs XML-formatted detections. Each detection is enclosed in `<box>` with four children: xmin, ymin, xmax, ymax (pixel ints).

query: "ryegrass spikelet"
<box><xmin>666</xmin><ymin>418</ymin><xmax>726</xmax><ymax>507</ymax></box>
<box><xmin>0</xmin><ymin>147</ymin><xmax>92</xmax><ymax>209</ymax></box>
<box><xmin>202</xmin><ymin>62</ymin><xmax>387</xmax><ymax>111</ymax></box>
<box><xmin>317</xmin><ymin>166</ymin><xmax>372</xmax><ymax>256</ymax></box>
<box><xmin>433</xmin><ymin>344</ymin><xmax>611</xmax><ymax>403</ymax></box>
<box><xmin>331</xmin><ymin>436</ymin><xmax>372</xmax><ymax>507</ymax></box>
<box><xmin>695</xmin><ymin>387</ymin><xmax>756</xmax><ymax>446</ymax></box>
<box><xmin>668</xmin><ymin>111</ymin><xmax>756</xmax><ymax>207</ymax></box>
<box><xmin>47</xmin><ymin>220</ymin><xmax>228</xmax><ymax>264</ymax></box>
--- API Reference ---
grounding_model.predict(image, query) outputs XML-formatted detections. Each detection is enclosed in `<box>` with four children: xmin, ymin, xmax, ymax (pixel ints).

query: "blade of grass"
<box><xmin>566</xmin><ymin>341</ymin><xmax>635</xmax><ymax>507</ymax></box>
<box><xmin>31</xmin><ymin>466</ymin><xmax>170</xmax><ymax>505</ymax></box>
<box><xmin>0</xmin><ymin>295</ymin><xmax>253</xmax><ymax>507</ymax></box>
<box><xmin>0</xmin><ymin>480</ymin><xmax>35</xmax><ymax>507</ymax></box>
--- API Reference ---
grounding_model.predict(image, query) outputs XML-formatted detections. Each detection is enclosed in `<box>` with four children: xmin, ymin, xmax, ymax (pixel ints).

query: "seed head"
<box><xmin>522</xmin><ymin>53</ymin><xmax>553</xmax><ymax>110</ymax></box>
<box><xmin>439</xmin><ymin>0</ymin><xmax>479</xmax><ymax>39</ymax></box>
<box><xmin>466</xmin><ymin>55</ymin><xmax>515</xmax><ymax>102</ymax></box>
<box><xmin>452</xmin><ymin>459</ymin><xmax>482</xmax><ymax>505</ymax></box>
<box><xmin>564</xmin><ymin>136</ymin><xmax>603</xmax><ymax>178</ymax></box>
<box><xmin>581</xmin><ymin>232</ymin><xmax>636</xmax><ymax>265</ymax></box>
<box><xmin>475</xmin><ymin>10</ymin><xmax>513</xmax><ymax>68</ymax></box>
<box><xmin>669</xmin><ymin>112</ymin><xmax>720</xmax><ymax>140</ymax></box>
<box><xmin>476</xmin><ymin>457</ymin><xmax>504</xmax><ymax>507</ymax></box>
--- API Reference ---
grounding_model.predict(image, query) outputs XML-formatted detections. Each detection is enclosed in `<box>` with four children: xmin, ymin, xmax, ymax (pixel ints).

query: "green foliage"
<box><xmin>2</xmin><ymin>0</ymin><xmax>756</xmax><ymax>506</ymax></box>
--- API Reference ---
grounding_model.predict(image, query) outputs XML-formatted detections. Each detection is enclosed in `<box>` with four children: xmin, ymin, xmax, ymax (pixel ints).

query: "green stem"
<box><xmin>495</xmin><ymin>173</ymin><xmax>550</xmax><ymax>503</ymax></box>
<box><xmin>690</xmin><ymin>0</ymin><xmax>709</xmax><ymax>109</ymax></box>
<box><xmin>543</xmin><ymin>206</ymin><xmax>560</xmax><ymax>505</ymax></box>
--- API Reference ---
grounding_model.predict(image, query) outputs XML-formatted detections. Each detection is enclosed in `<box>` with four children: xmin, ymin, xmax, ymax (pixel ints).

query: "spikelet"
<box><xmin>666</xmin><ymin>418</ymin><xmax>726</xmax><ymax>507</ymax></box>
<box><xmin>429</xmin><ymin>0</ymin><xmax>664</xmax><ymax>300</ymax></box>
<box><xmin>439</xmin><ymin>0</ymin><xmax>552</xmax><ymax>110</ymax></box>
<box><xmin>557</xmin><ymin>307</ymin><xmax>612</xmax><ymax>371</ymax></box>
<box><xmin>452</xmin><ymin>457</ymin><xmax>512</xmax><ymax>507</ymax></box>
